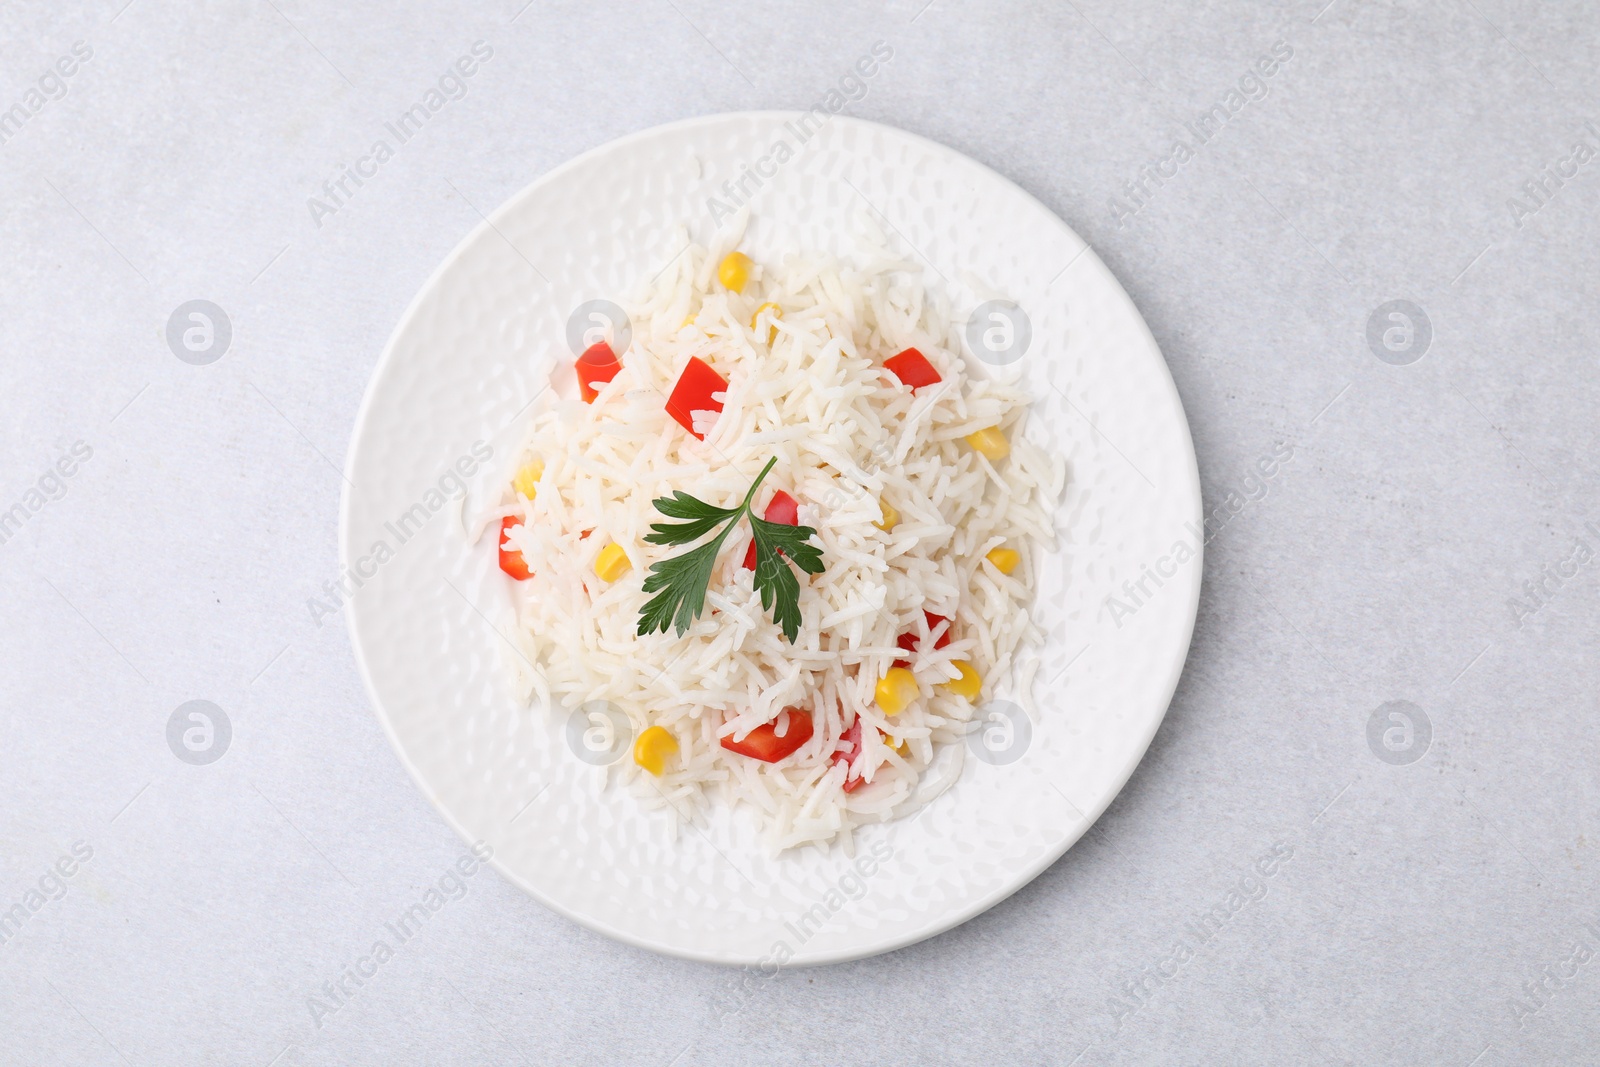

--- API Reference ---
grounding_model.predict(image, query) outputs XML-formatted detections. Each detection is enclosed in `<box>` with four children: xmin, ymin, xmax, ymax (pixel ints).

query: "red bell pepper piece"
<box><xmin>575</xmin><ymin>341</ymin><xmax>622</xmax><ymax>403</ymax></box>
<box><xmin>833</xmin><ymin>718</ymin><xmax>865</xmax><ymax>793</ymax></box>
<box><xmin>884</xmin><ymin>347</ymin><xmax>941</xmax><ymax>390</ymax></box>
<box><xmin>498</xmin><ymin>515</ymin><xmax>531</xmax><ymax>580</ymax></box>
<box><xmin>665</xmin><ymin>356</ymin><xmax>728</xmax><ymax>439</ymax></box>
<box><xmin>742</xmin><ymin>490</ymin><xmax>799</xmax><ymax>570</ymax></box>
<box><xmin>893</xmin><ymin>611</ymin><xmax>952</xmax><ymax>668</ymax></box>
<box><xmin>763</xmin><ymin>490</ymin><xmax>800</xmax><ymax>526</ymax></box>
<box><xmin>721</xmin><ymin>706</ymin><xmax>814</xmax><ymax>763</ymax></box>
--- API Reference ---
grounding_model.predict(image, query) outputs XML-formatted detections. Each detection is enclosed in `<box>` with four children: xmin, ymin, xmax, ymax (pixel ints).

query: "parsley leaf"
<box><xmin>643</xmin><ymin>490</ymin><xmax>739</xmax><ymax>546</ymax></box>
<box><xmin>638</xmin><ymin>533</ymin><xmax>731</xmax><ymax>637</ymax></box>
<box><xmin>651</xmin><ymin>490</ymin><xmax>736</xmax><ymax>521</ymax></box>
<box><xmin>750</xmin><ymin>516</ymin><xmax>825</xmax><ymax>642</ymax></box>
<box><xmin>635</xmin><ymin>458</ymin><xmax>825</xmax><ymax>641</ymax></box>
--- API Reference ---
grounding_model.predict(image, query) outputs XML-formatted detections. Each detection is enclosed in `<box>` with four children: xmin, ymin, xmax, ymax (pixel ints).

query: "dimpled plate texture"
<box><xmin>341</xmin><ymin>112</ymin><xmax>1202</xmax><ymax>966</ymax></box>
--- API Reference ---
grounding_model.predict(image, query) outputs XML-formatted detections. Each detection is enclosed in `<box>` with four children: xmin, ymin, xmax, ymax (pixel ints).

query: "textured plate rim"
<box><xmin>341</xmin><ymin>110</ymin><xmax>1202</xmax><ymax>966</ymax></box>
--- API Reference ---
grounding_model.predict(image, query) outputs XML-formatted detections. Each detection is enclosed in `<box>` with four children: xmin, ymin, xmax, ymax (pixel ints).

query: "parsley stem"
<box><xmin>740</xmin><ymin>456</ymin><xmax>779</xmax><ymax>513</ymax></box>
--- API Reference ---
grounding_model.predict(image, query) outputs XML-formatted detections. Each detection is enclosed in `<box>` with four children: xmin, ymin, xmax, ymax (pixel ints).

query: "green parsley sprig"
<box><xmin>637</xmin><ymin>457</ymin><xmax>824</xmax><ymax>642</ymax></box>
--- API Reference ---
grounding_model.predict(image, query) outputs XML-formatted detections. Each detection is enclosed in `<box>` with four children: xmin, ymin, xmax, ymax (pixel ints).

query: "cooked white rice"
<box><xmin>484</xmin><ymin>210</ymin><xmax>1064</xmax><ymax>853</ymax></box>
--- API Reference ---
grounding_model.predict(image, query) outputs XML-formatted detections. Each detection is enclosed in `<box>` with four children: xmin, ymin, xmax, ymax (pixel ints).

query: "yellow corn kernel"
<box><xmin>874</xmin><ymin>667</ymin><xmax>919</xmax><ymax>716</ymax></box>
<box><xmin>986</xmin><ymin>546</ymin><xmax>1021</xmax><ymax>575</ymax></box>
<box><xmin>718</xmin><ymin>251</ymin><xmax>753</xmax><ymax>293</ymax></box>
<box><xmin>942</xmin><ymin>661</ymin><xmax>982</xmax><ymax>700</ymax></box>
<box><xmin>882</xmin><ymin>731</ymin><xmax>906</xmax><ymax>755</ymax></box>
<box><xmin>633</xmin><ymin>725</ymin><xmax>678</xmax><ymax>776</ymax></box>
<box><xmin>512</xmin><ymin>459</ymin><xmax>544</xmax><ymax>500</ymax></box>
<box><xmin>965</xmin><ymin>426</ymin><xmax>1010</xmax><ymax>461</ymax></box>
<box><xmin>594</xmin><ymin>542</ymin><xmax>631</xmax><ymax>582</ymax></box>
<box><xmin>874</xmin><ymin>499</ymin><xmax>899</xmax><ymax>531</ymax></box>
<box><xmin>680</xmin><ymin>313</ymin><xmax>696</xmax><ymax>328</ymax></box>
<box><xmin>750</xmin><ymin>302</ymin><xmax>781</xmax><ymax>343</ymax></box>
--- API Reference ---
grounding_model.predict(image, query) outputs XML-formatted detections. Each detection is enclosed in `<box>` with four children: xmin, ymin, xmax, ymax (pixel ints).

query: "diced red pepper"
<box><xmin>576</xmin><ymin>341</ymin><xmax>622</xmax><ymax>403</ymax></box>
<box><xmin>665</xmin><ymin>356</ymin><xmax>728</xmax><ymax>439</ymax></box>
<box><xmin>764</xmin><ymin>490</ymin><xmax>799</xmax><ymax>526</ymax></box>
<box><xmin>832</xmin><ymin>718</ymin><xmax>861</xmax><ymax>764</ymax></box>
<box><xmin>743</xmin><ymin>490</ymin><xmax>799</xmax><ymax>570</ymax></box>
<box><xmin>924</xmin><ymin>612</ymin><xmax>953</xmax><ymax>649</ymax></box>
<box><xmin>498</xmin><ymin>515</ymin><xmax>531</xmax><ymax>580</ymax></box>
<box><xmin>833</xmin><ymin>718</ymin><xmax>865</xmax><ymax>793</ymax></box>
<box><xmin>893</xmin><ymin>611</ymin><xmax>952</xmax><ymax>668</ymax></box>
<box><xmin>721</xmin><ymin>706</ymin><xmax>814</xmax><ymax>763</ymax></box>
<box><xmin>884</xmin><ymin>347</ymin><xmax>942</xmax><ymax>390</ymax></box>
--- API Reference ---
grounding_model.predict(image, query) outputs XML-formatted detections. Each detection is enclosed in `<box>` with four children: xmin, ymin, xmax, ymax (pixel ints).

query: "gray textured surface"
<box><xmin>1</xmin><ymin>1</ymin><xmax>1596</xmax><ymax>1064</ymax></box>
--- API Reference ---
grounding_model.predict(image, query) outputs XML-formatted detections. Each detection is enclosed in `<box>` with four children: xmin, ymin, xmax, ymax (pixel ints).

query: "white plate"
<box><xmin>341</xmin><ymin>112</ymin><xmax>1201</xmax><ymax>966</ymax></box>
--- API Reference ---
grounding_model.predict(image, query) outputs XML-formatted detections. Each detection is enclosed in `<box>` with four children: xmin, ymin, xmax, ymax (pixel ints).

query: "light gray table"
<box><xmin>4</xmin><ymin>1</ymin><xmax>1596</xmax><ymax>1063</ymax></box>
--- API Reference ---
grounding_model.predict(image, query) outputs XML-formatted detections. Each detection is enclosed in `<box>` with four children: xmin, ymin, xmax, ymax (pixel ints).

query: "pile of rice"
<box><xmin>485</xmin><ymin>210</ymin><xmax>1063</xmax><ymax>853</ymax></box>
